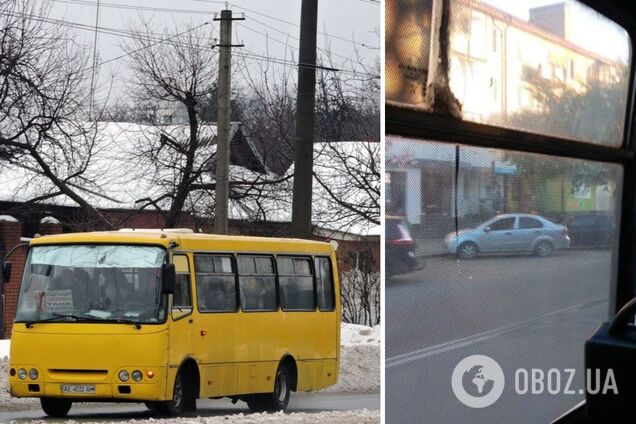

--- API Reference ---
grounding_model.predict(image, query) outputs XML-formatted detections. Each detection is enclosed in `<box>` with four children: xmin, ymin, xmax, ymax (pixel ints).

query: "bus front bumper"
<box><xmin>9</xmin><ymin>367</ymin><xmax>168</xmax><ymax>401</ymax></box>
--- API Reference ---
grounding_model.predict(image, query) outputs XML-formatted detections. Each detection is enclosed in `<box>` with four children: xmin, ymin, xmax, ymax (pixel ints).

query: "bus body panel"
<box><xmin>9</xmin><ymin>323</ymin><xmax>169</xmax><ymax>400</ymax></box>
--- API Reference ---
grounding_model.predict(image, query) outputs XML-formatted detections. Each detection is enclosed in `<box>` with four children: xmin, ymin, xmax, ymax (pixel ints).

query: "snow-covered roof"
<box><xmin>0</xmin><ymin>123</ymin><xmax>379</xmax><ymax>236</ymax></box>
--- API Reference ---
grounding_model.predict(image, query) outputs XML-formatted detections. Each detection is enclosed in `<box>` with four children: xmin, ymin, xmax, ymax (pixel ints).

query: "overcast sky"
<box><xmin>44</xmin><ymin>0</ymin><xmax>380</xmax><ymax>104</ymax></box>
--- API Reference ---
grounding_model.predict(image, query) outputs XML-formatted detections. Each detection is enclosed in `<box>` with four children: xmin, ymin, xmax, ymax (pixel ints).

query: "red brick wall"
<box><xmin>39</xmin><ymin>222</ymin><xmax>63</xmax><ymax>235</ymax></box>
<box><xmin>334</xmin><ymin>236</ymin><xmax>381</xmax><ymax>274</ymax></box>
<box><xmin>0</xmin><ymin>217</ymin><xmax>24</xmax><ymax>338</ymax></box>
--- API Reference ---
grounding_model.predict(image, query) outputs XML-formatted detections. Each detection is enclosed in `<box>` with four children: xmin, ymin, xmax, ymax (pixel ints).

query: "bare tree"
<box><xmin>0</xmin><ymin>0</ymin><xmax>112</xmax><ymax>228</ymax></box>
<box><xmin>123</xmin><ymin>22</ymin><xmax>219</xmax><ymax>227</ymax></box>
<box><xmin>313</xmin><ymin>141</ymin><xmax>380</xmax><ymax>232</ymax></box>
<box><xmin>239</xmin><ymin>51</ymin><xmax>380</xmax><ymax>233</ymax></box>
<box><xmin>341</xmin><ymin>269</ymin><xmax>380</xmax><ymax>326</ymax></box>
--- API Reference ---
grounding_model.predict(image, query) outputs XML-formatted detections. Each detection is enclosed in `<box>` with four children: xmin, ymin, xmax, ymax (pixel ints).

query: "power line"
<box><xmin>91</xmin><ymin>22</ymin><xmax>212</xmax><ymax>71</ymax></box>
<box><xmin>0</xmin><ymin>9</ymin><xmax>379</xmax><ymax>79</ymax></box>
<box><xmin>46</xmin><ymin>0</ymin><xmax>219</xmax><ymax>16</ymax></box>
<box><xmin>193</xmin><ymin>0</ymin><xmax>379</xmax><ymax>49</ymax></box>
<box><xmin>46</xmin><ymin>0</ymin><xmax>379</xmax><ymax>51</ymax></box>
<box><xmin>236</xmin><ymin>21</ymin><xmax>352</xmax><ymax>65</ymax></box>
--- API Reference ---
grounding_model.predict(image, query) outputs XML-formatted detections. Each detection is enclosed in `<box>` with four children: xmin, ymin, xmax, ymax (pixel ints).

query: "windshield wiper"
<box><xmin>98</xmin><ymin>318</ymin><xmax>142</xmax><ymax>330</ymax></box>
<box><xmin>24</xmin><ymin>313</ymin><xmax>94</xmax><ymax>328</ymax></box>
<box><xmin>24</xmin><ymin>314</ymin><xmax>142</xmax><ymax>329</ymax></box>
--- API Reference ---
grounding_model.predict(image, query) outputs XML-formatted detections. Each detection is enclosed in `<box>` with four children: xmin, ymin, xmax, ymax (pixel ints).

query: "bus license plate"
<box><xmin>61</xmin><ymin>384</ymin><xmax>95</xmax><ymax>394</ymax></box>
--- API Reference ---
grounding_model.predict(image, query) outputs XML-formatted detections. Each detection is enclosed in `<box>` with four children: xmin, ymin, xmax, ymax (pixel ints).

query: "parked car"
<box><xmin>445</xmin><ymin>213</ymin><xmax>570</xmax><ymax>259</ymax></box>
<box><xmin>564</xmin><ymin>214</ymin><xmax>616</xmax><ymax>248</ymax></box>
<box><xmin>386</xmin><ymin>215</ymin><xmax>419</xmax><ymax>276</ymax></box>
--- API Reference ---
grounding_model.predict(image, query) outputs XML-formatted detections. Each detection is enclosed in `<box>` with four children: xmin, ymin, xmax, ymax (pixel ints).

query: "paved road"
<box><xmin>0</xmin><ymin>393</ymin><xmax>379</xmax><ymax>422</ymax></box>
<box><xmin>386</xmin><ymin>250</ymin><xmax>614</xmax><ymax>424</ymax></box>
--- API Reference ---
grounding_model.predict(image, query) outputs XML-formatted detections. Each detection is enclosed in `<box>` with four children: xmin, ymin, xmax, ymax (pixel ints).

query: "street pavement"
<box><xmin>0</xmin><ymin>393</ymin><xmax>380</xmax><ymax>422</ymax></box>
<box><xmin>386</xmin><ymin>249</ymin><xmax>614</xmax><ymax>424</ymax></box>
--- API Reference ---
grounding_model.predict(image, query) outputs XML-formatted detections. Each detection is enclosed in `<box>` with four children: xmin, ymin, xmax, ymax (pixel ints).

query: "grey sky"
<box><xmin>44</xmin><ymin>0</ymin><xmax>380</xmax><ymax>104</ymax></box>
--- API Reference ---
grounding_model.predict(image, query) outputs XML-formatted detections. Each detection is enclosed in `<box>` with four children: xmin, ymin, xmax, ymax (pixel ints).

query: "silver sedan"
<box><xmin>445</xmin><ymin>214</ymin><xmax>570</xmax><ymax>259</ymax></box>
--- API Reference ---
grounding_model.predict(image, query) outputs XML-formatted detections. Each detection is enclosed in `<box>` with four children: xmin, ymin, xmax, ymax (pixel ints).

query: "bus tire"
<box><xmin>246</xmin><ymin>364</ymin><xmax>291</xmax><ymax>412</ymax></box>
<box><xmin>40</xmin><ymin>397</ymin><xmax>72</xmax><ymax>417</ymax></box>
<box><xmin>155</xmin><ymin>370</ymin><xmax>186</xmax><ymax>416</ymax></box>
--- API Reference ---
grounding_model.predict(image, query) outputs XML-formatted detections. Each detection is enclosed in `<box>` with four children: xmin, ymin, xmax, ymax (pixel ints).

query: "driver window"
<box><xmin>172</xmin><ymin>254</ymin><xmax>192</xmax><ymax>320</ymax></box>
<box><xmin>489</xmin><ymin>217</ymin><xmax>515</xmax><ymax>231</ymax></box>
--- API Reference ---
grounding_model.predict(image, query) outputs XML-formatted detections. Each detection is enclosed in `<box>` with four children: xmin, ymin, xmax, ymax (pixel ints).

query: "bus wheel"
<box><xmin>40</xmin><ymin>397</ymin><xmax>72</xmax><ymax>417</ymax></box>
<box><xmin>246</xmin><ymin>364</ymin><xmax>291</xmax><ymax>412</ymax></box>
<box><xmin>156</xmin><ymin>370</ymin><xmax>185</xmax><ymax>416</ymax></box>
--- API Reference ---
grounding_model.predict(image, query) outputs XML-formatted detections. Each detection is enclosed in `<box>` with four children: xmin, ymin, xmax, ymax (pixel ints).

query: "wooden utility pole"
<box><xmin>214</xmin><ymin>9</ymin><xmax>243</xmax><ymax>234</ymax></box>
<box><xmin>291</xmin><ymin>0</ymin><xmax>319</xmax><ymax>239</ymax></box>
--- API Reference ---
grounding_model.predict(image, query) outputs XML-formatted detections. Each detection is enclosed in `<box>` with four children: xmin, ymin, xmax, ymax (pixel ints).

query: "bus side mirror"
<box><xmin>2</xmin><ymin>261</ymin><xmax>11</xmax><ymax>283</ymax></box>
<box><xmin>162</xmin><ymin>263</ymin><xmax>176</xmax><ymax>294</ymax></box>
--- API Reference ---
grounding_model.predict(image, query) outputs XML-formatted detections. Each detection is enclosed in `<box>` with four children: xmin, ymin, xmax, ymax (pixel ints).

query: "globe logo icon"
<box><xmin>462</xmin><ymin>365</ymin><xmax>495</xmax><ymax>397</ymax></box>
<box><xmin>452</xmin><ymin>355</ymin><xmax>505</xmax><ymax>408</ymax></box>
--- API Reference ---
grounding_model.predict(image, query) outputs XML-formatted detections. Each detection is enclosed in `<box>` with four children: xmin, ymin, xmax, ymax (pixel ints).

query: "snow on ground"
<box><xmin>0</xmin><ymin>323</ymin><xmax>380</xmax><ymax>412</ymax></box>
<box><xmin>0</xmin><ymin>339</ymin><xmax>8</xmax><ymax>359</ymax></box>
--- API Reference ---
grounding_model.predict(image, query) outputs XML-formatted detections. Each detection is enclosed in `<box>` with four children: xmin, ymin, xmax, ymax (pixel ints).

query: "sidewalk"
<box><xmin>415</xmin><ymin>238</ymin><xmax>449</xmax><ymax>258</ymax></box>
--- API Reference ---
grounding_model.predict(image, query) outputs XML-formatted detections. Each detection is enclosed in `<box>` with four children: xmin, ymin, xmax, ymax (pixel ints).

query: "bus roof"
<box><xmin>28</xmin><ymin>230</ymin><xmax>335</xmax><ymax>254</ymax></box>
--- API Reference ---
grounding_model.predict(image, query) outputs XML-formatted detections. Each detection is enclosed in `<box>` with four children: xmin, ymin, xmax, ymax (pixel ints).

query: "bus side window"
<box><xmin>237</xmin><ymin>255</ymin><xmax>277</xmax><ymax>311</ymax></box>
<box><xmin>315</xmin><ymin>257</ymin><xmax>335</xmax><ymax>311</ymax></box>
<box><xmin>173</xmin><ymin>274</ymin><xmax>192</xmax><ymax>309</ymax></box>
<box><xmin>194</xmin><ymin>255</ymin><xmax>237</xmax><ymax>312</ymax></box>
<box><xmin>172</xmin><ymin>255</ymin><xmax>192</xmax><ymax>319</ymax></box>
<box><xmin>277</xmin><ymin>257</ymin><xmax>315</xmax><ymax>311</ymax></box>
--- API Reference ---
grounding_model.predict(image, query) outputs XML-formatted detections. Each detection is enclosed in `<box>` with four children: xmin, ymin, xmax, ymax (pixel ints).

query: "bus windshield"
<box><xmin>14</xmin><ymin>244</ymin><xmax>167</xmax><ymax>325</ymax></box>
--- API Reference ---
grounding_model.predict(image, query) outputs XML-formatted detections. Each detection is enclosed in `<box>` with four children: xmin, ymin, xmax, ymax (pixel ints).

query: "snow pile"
<box><xmin>318</xmin><ymin>323</ymin><xmax>380</xmax><ymax>395</ymax></box>
<box><xmin>0</xmin><ymin>339</ymin><xmax>8</xmax><ymax>359</ymax></box>
<box><xmin>341</xmin><ymin>323</ymin><xmax>381</xmax><ymax>346</ymax></box>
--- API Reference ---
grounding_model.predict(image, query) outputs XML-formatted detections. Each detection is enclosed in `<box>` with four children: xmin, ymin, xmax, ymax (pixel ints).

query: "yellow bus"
<box><xmin>5</xmin><ymin>229</ymin><xmax>340</xmax><ymax>417</ymax></box>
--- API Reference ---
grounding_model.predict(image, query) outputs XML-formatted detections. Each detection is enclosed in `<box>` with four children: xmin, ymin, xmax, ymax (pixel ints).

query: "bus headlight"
<box><xmin>29</xmin><ymin>368</ymin><xmax>38</xmax><ymax>380</ymax></box>
<box><xmin>118</xmin><ymin>370</ymin><xmax>129</xmax><ymax>382</ymax></box>
<box><xmin>131</xmin><ymin>370</ymin><xmax>142</xmax><ymax>382</ymax></box>
<box><xmin>18</xmin><ymin>368</ymin><xmax>27</xmax><ymax>380</ymax></box>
